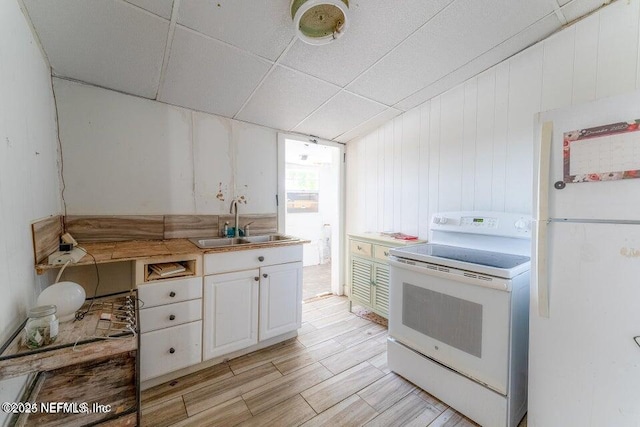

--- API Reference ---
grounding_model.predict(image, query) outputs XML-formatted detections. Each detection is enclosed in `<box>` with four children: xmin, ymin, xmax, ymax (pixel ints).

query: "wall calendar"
<box><xmin>563</xmin><ymin>119</ymin><xmax>640</xmax><ymax>183</ymax></box>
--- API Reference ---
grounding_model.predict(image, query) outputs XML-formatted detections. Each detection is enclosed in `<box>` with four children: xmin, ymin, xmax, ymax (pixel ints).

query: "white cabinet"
<box><xmin>203</xmin><ymin>245</ymin><xmax>302</xmax><ymax>275</ymax></box>
<box><xmin>203</xmin><ymin>246</ymin><xmax>303</xmax><ymax>362</ymax></box>
<box><xmin>138</xmin><ymin>276</ymin><xmax>203</xmax><ymax>381</ymax></box>
<box><xmin>203</xmin><ymin>270</ymin><xmax>259</xmax><ymax>360</ymax></box>
<box><xmin>140</xmin><ymin>321</ymin><xmax>202</xmax><ymax>382</ymax></box>
<box><xmin>139</xmin><ymin>299</ymin><xmax>202</xmax><ymax>334</ymax></box>
<box><xmin>259</xmin><ymin>261</ymin><xmax>303</xmax><ymax>341</ymax></box>
<box><xmin>137</xmin><ymin>276</ymin><xmax>202</xmax><ymax>308</ymax></box>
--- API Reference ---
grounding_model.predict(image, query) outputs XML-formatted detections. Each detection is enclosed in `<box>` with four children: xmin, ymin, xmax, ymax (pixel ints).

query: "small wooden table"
<box><xmin>0</xmin><ymin>293</ymin><xmax>139</xmax><ymax>426</ymax></box>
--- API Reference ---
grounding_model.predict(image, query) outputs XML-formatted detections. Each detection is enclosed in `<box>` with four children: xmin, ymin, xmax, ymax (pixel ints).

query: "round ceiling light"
<box><xmin>291</xmin><ymin>0</ymin><xmax>349</xmax><ymax>45</ymax></box>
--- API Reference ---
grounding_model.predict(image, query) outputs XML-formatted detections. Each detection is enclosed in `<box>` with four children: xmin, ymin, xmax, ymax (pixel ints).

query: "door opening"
<box><xmin>278</xmin><ymin>136</ymin><xmax>343</xmax><ymax>300</ymax></box>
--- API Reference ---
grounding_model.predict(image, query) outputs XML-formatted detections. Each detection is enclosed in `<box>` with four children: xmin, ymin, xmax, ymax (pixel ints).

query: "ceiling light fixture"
<box><xmin>291</xmin><ymin>0</ymin><xmax>349</xmax><ymax>45</ymax></box>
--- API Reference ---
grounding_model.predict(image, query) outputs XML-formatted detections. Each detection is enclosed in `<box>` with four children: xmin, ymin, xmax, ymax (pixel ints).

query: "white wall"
<box><xmin>0</xmin><ymin>0</ymin><xmax>61</xmax><ymax>343</ymax></box>
<box><xmin>54</xmin><ymin>78</ymin><xmax>278</xmax><ymax>215</ymax></box>
<box><xmin>0</xmin><ymin>0</ymin><xmax>61</xmax><ymax>421</ymax></box>
<box><xmin>347</xmin><ymin>0</ymin><xmax>640</xmax><ymax>238</ymax></box>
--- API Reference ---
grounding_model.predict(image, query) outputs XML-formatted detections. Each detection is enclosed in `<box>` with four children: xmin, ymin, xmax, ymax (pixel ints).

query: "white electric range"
<box><xmin>387</xmin><ymin>211</ymin><xmax>531</xmax><ymax>427</ymax></box>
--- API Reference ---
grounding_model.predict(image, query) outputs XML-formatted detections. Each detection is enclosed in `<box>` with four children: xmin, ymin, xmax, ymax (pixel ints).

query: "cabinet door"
<box><xmin>373</xmin><ymin>263</ymin><xmax>390</xmax><ymax>316</ymax></box>
<box><xmin>259</xmin><ymin>262</ymin><xmax>303</xmax><ymax>341</ymax></box>
<box><xmin>203</xmin><ymin>269</ymin><xmax>259</xmax><ymax>360</ymax></box>
<box><xmin>350</xmin><ymin>257</ymin><xmax>373</xmax><ymax>306</ymax></box>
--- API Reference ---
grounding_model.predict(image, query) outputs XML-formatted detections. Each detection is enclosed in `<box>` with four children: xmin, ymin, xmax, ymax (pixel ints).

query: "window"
<box><xmin>286</xmin><ymin>168</ymin><xmax>319</xmax><ymax>213</ymax></box>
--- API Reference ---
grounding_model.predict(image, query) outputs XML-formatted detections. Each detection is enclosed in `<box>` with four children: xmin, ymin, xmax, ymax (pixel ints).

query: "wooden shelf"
<box><xmin>1</xmin><ymin>294</ymin><xmax>137</xmax><ymax>379</ymax></box>
<box><xmin>134</xmin><ymin>253</ymin><xmax>202</xmax><ymax>285</ymax></box>
<box><xmin>145</xmin><ymin>259</ymin><xmax>197</xmax><ymax>282</ymax></box>
<box><xmin>15</xmin><ymin>353</ymin><xmax>137</xmax><ymax>427</ymax></box>
<box><xmin>0</xmin><ymin>293</ymin><xmax>140</xmax><ymax>426</ymax></box>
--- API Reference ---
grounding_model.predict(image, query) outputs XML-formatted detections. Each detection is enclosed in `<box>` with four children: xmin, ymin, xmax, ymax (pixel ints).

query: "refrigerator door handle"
<box><xmin>537</xmin><ymin>121</ymin><xmax>553</xmax><ymax>220</ymax></box>
<box><xmin>534</xmin><ymin>121</ymin><xmax>553</xmax><ymax>318</ymax></box>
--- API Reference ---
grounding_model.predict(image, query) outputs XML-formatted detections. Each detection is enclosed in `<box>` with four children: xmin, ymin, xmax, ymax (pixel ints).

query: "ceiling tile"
<box><xmin>293</xmin><ymin>92</ymin><xmax>386</xmax><ymax>140</ymax></box>
<box><xmin>348</xmin><ymin>0</ymin><xmax>557</xmax><ymax>105</ymax></box>
<box><xmin>561</xmin><ymin>0</ymin><xmax>607</xmax><ymax>22</ymax></box>
<box><xmin>394</xmin><ymin>14</ymin><xmax>562</xmax><ymax>111</ymax></box>
<box><xmin>235</xmin><ymin>66</ymin><xmax>340</xmax><ymax>131</ymax></box>
<box><xmin>159</xmin><ymin>26</ymin><xmax>272</xmax><ymax>117</ymax></box>
<box><xmin>124</xmin><ymin>0</ymin><xmax>174</xmax><ymax>19</ymax></box>
<box><xmin>335</xmin><ymin>108</ymin><xmax>402</xmax><ymax>143</ymax></box>
<box><xmin>280</xmin><ymin>0</ymin><xmax>454</xmax><ymax>87</ymax></box>
<box><xmin>23</xmin><ymin>0</ymin><xmax>169</xmax><ymax>99</ymax></box>
<box><xmin>177</xmin><ymin>0</ymin><xmax>294</xmax><ymax>61</ymax></box>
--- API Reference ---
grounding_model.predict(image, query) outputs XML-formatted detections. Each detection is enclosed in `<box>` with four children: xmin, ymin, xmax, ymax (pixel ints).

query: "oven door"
<box><xmin>388</xmin><ymin>257</ymin><xmax>511</xmax><ymax>394</ymax></box>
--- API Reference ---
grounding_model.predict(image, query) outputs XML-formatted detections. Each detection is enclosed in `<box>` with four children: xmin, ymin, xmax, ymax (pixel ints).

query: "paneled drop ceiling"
<box><xmin>23</xmin><ymin>0</ymin><xmax>607</xmax><ymax>142</ymax></box>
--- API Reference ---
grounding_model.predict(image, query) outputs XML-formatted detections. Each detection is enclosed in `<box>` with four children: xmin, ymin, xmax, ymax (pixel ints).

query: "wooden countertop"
<box><xmin>36</xmin><ymin>237</ymin><xmax>307</xmax><ymax>274</ymax></box>
<box><xmin>0</xmin><ymin>293</ymin><xmax>137</xmax><ymax>380</ymax></box>
<box><xmin>348</xmin><ymin>232</ymin><xmax>427</xmax><ymax>246</ymax></box>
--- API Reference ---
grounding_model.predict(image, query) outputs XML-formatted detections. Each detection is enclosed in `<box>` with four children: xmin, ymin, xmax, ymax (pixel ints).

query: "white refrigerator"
<box><xmin>530</xmin><ymin>89</ymin><xmax>640</xmax><ymax>426</ymax></box>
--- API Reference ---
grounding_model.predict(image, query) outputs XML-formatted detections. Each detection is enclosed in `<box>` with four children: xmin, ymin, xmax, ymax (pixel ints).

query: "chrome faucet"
<box><xmin>230</xmin><ymin>198</ymin><xmax>240</xmax><ymax>238</ymax></box>
<box><xmin>244</xmin><ymin>221</ymin><xmax>254</xmax><ymax>237</ymax></box>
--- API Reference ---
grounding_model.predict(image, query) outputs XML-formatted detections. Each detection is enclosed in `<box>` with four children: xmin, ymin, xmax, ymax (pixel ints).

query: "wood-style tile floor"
<box><xmin>302</xmin><ymin>263</ymin><xmax>332</xmax><ymax>301</ymax></box>
<box><xmin>141</xmin><ymin>296</ymin><xmax>527</xmax><ymax>427</ymax></box>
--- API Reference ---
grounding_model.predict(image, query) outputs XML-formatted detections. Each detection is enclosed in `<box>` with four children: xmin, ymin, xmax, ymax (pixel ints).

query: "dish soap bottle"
<box><xmin>223</xmin><ymin>221</ymin><xmax>230</xmax><ymax>237</ymax></box>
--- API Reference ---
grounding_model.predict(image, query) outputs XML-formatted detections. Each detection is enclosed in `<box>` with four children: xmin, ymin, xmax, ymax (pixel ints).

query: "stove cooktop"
<box><xmin>389</xmin><ymin>243</ymin><xmax>531</xmax><ymax>279</ymax></box>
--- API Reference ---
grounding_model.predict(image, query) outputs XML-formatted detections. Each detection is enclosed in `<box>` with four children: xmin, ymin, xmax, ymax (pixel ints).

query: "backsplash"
<box><xmin>64</xmin><ymin>215</ymin><xmax>164</xmax><ymax>242</ymax></box>
<box><xmin>32</xmin><ymin>214</ymin><xmax>278</xmax><ymax>261</ymax></box>
<box><xmin>62</xmin><ymin>214</ymin><xmax>277</xmax><ymax>243</ymax></box>
<box><xmin>31</xmin><ymin>216</ymin><xmax>63</xmax><ymax>264</ymax></box>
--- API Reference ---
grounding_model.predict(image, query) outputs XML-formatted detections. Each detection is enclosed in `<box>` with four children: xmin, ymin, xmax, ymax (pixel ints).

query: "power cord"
<box><xmin>73</xmin><ymin>247</ymin><xmax>101</xmax><ymax>321</ymax></box>
<box><xmin>54</xmin><ymin>259</ymin><xmax>72</xmax><ymax>283</ymax></box>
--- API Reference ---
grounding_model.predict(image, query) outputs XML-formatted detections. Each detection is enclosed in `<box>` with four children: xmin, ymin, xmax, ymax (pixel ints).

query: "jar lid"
<box><xmin>28</xmin><ymin>305</ymin><xmax>57</xmax><ymax>317</ymax></box>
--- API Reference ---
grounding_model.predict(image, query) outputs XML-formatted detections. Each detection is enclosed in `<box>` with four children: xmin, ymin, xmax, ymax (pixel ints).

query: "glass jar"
<box><xmin>24</xmin><ymin>305</ymin><xmax>59</xmax><ymax>349</ymax></box>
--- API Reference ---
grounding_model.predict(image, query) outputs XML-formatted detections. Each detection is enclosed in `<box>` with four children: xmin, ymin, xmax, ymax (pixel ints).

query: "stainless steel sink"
<box><xmin>241</xmin><ymin>235</ymin><xmax>294</xmax><ymax>243</ymax></box>
<box><xmin>189</xmin><ymin>234</ymin><xmax>296</xmax><ymax>249</ymax></box>
<box><xmin>189</xmin><ymin>237</ymin><xmax>247</xmax><ymax>248</ymax></box>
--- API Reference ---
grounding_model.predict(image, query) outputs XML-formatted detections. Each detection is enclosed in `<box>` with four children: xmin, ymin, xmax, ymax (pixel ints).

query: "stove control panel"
<box><xmin>460</xmin><ymin>216</ymin><xmax>498</xmax><ymax>228</ymax></box>
<box><xmin>430</xmin><ymin>211</ymin><xmax>532</xmax><ymax>239</ymax></box>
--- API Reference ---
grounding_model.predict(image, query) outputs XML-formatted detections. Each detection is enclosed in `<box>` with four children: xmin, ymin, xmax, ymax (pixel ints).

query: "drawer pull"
<box><xmin>263</xmin><ymin>273</ymin><xmax>268</xmax><ymax>278</ymax></box>
<box><xmin>384</xmin><ymin>251</ymin><xmax>389</xmax><ymax>256</ymax></box>
<box><xmin>169</xmin><ymin>314</ymin><xmax>176</xmax><ymax>321</ymax></box>
<box><xmin>169</xmin><ymin>347</ymin><xmax>175</xmax><ymax>354</ymax></box>
<box><xmin>254</xmin><ymin>276</ymin><xmax>259</xmax><ymax>281</ymax></box>
<box><xmin>169</xmin><ymin>291</ymin><xmax>176</xmax><ymax>298</ymax></box>
<box><xmin>258</xmin><ymin>256</ymin><xmax>265</xmax><ymax>262</ymax></box>
<box><xmin>357</xmin><ymin>245</ymin><xmax>362</xmax><ymax>250</ymax></box>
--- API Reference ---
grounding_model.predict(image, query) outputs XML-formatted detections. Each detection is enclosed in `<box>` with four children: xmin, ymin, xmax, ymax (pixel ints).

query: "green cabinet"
<box><xmin>349</xmin><ymin>257</ymin><xmax>390</xmax><ymax>317</ymax></box>
<box><xmin>347</xmin><ymin>234</ymin><xmax>424</xmax><ymax>319</ymax></box>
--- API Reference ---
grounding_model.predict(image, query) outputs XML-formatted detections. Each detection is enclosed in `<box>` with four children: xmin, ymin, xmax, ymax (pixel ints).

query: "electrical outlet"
<box><xmin>48</xmin><ymin>247</ymin><xmax>85</xmax><ymax>265</ymax></box>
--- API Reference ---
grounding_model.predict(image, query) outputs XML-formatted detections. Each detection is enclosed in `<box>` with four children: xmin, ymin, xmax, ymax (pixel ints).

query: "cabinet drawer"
<box><xmin>373</xmin><ymin>244</ymin><xmax>393</xmax><ymax>262</ymax></box>
<box><xmin>137</xmin><ymin>276</ymin><xmax>202</xmax><ymax>308</ymax></box>
<box><xmin>139</xmin><ymin>299</ymin><xmax>202</xmax><ymax>333</ymax></box>
<box><xmin>204</xmin><ymin>245</ymin><xmax>303</xmax><ymax>275</ymax></box>
<box><xmin>350</xmin><ymin>240</ymin><xmax>372</xmax><ymax>257</ymax></box>
<box><xmin>140</xmin><ymin>320</ymin><xmax>202</xmax><ymax>381</ymax></box>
